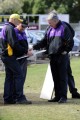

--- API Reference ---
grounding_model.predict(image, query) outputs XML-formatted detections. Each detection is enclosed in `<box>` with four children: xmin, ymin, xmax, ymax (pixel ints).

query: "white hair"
<box><xmin>47</xmin><ymin>10</ymin><xmax>59</xmax><ymax>20</ymax></box>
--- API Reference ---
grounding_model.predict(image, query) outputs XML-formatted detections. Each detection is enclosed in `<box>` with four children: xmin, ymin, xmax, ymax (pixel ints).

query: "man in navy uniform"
<box><xmin>33</xmin><ymin>11</ymin><xmax>74</xmax><ymax>103</ymax></box>
<box><xmin>0</xmin><ymin>14</ymin><xmax>32</xmax><ymax>104</ymax></box>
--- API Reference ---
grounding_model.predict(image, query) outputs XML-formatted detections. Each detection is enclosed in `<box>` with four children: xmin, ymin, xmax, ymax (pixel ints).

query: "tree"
<box><xmin>0</xmin><ymin>0</ymin><xmax>23</xmax><ymax>14</ymax></box>
<box><xmin>44</xmin><ymin>0</ymin><xmax>80</xmax><ymax>22</ymax></box>
<box><xmin>32</xmin><ymin>0</ymin><xmax>47</xmax><ymax>14</ymax></box>
<box><xmin>66</xmin><ymin>0</ymin><xmax>80</xmax><ymax>22</ymax></box>
<box><xmin>43</xmin><ymin>0</ymin><xmax>67</xmax><ymax>13</ymax></box>
<box><xmin>0</xmin><ymin>0</ymin><xmax>80</xmax><ymax>22</ymax></box>
<box><xmin>22</xmin><ymin>0</ymin><xmax>34</xmax><ymax>14</ymax></box>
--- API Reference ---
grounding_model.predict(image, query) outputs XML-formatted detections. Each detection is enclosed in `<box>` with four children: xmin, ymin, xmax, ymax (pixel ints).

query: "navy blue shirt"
<box><xmin>14</xmin><ymin>28</ymin><xmax>28</xmax><ymax>57</ymax></box>
<box><xmin>33</xmin><ymin>21</ymin><xmax>74</xmax><ymax>55</ymax></box>
<box><xmin>0</xmin><ymin>22</ymin><xmax>28</xmax><ymax>57</ymax></box>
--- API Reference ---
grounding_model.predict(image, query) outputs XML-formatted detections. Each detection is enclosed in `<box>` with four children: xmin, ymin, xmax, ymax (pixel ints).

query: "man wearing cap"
<box><xmin>14</xmin><ymin>19</ymin><xmax>29</xmax><ymax>85</ymax></box>
<box><xmin>33</xmin><ymin>11</ymin><xmax>74</xmax><ymax>103</ymax></box>
<box><xmin>0</xmin><ymin>14</ymin><xmax>32</xmax><ymax>104</ymax></box>
<box><xmin>13</xmin><ymin>19</ymin><xmax>32</xmax><ymax>102</ymax></box>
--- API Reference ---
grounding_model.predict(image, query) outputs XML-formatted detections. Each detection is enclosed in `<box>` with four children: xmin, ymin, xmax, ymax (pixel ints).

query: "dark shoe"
<box><xmin>4</xmin><ymin>101</ymin><xmax>16</xmax><ymax>105</ymax></box>
<box><xmin>58</xmin><ymin>97</ymin><xmax>67</xmax><ymax>103</ymax></box>
<box><xmin>48</xmin><ymin>97</ymin><xmax>60</xmax><ymax>102</ymax></box>
<box><xmin>16</xmin><ymin>99</ymin><xmax>32</xmax><ymax>104</ymax></box>
<box><xmin>72</xmin><ymin>92</ymin><xmax>80</xmax><ymax>98</ymax></box>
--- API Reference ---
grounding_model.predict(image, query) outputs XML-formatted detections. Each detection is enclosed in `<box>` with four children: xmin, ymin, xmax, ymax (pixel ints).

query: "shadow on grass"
<box><xmin>0</xmin><ymin>93</ymin><xmax>80</xmax><ymax>106</ymax></box>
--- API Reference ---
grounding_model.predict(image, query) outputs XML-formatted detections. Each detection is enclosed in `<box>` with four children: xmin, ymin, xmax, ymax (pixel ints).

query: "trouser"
<box><xmin>67</xmin><ymin>57</ymin><xmax>77</xmax><ymax>94</ymax></box>
<box><xmin>18</xmin><ymin>58</ymin><xmax>27</xmax><ymax>86</ymax></box>
<box><xmin>1</xmin><ymin>55</ymin><xmax>25</xmax><ymax>102</ymax></box>
<box><xmin>50</xmin><ymin>54</ymin><xmax>68</xmax><ymax>99</ymax></box>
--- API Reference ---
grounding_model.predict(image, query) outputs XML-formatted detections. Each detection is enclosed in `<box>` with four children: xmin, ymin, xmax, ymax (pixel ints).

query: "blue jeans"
<box><xmin>1</xmin><ymin>56</ymin><xmax>25</xmax><ymax>102</ymax></box>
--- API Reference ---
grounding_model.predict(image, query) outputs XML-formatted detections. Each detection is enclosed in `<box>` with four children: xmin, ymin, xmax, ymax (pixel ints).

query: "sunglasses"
<box><xmin>22</xmin><ymin>24</ymin><xmax>27</xmax><ymax>28</ymax></box>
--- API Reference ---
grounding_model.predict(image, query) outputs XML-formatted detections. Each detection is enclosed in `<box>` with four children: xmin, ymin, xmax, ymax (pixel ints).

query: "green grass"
<box><xmin>0</xmin><ymin>57</ymin><xmax>80</xmax><ymax>120</ymax></box>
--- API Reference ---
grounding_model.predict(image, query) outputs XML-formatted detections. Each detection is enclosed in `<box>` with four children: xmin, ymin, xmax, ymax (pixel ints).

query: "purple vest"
<box><xmin>14</xmin><ymin>28</ymin><xmax>27</xmax><ymax>41</ymax></box>
<box><xmin>47</xmin><ymin>25</ymin><xmax>64</xmax><ymax>38</ymax></box>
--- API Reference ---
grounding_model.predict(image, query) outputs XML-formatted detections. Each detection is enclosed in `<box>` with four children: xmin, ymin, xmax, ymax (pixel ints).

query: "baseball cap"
<box><xmin>21</xmin><ymin>19</ymin><xmax>28</xmax><ymax>27</ymax></box>
<box><xmin>10</xmin><ymin>14</ymin><xmax>23</xmax><ymax>22</ymax></box>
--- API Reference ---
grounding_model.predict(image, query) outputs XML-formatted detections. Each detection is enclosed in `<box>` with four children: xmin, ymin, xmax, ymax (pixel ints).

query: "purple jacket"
<box><xmin>33</xmin><ymin>21</ymin><xmax>74</xmax><ymax>55</ymax></box>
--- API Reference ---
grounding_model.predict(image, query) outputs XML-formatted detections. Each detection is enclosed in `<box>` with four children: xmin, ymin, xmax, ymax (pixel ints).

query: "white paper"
<box><xmin>17</xmin><ymin>50</ymin><xmax>46</xmax><ymax>60</ymax></box>
<box><xmin>40</xmin><ymin>64</ymin><xmax>54</xmax><ymax>100</ymax></box>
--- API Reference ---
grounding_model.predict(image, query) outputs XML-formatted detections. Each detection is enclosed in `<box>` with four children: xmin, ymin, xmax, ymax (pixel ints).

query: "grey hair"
<box><xmin>47</xmin><ymin>10</ymin><xmax>59</xmax><ymax>20</ymax></box>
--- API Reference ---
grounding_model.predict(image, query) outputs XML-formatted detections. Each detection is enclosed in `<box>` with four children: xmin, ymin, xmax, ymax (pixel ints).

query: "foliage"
<box><xmin>22</xmin><ymin>0</ymin><xmax>34</xmax><ymax>14</ymax></box>
<box><xmin>66</xmin><ymin>0</ymin><xmax>80</xmax><ymax>22</ymax></box>
<box><xmin>0</xmin><ymin>0</ymin><xmax>23</xmax><ymax>14</ymax></box>
<box><xmin>32</xmin><ymin>0</ymin><xmax>47</xmax><ymax>14</ymax></box>
<box><xmin>0</xmin><ymin>0</ymin><xmax>80</xmax><ymax>22</ymax></box>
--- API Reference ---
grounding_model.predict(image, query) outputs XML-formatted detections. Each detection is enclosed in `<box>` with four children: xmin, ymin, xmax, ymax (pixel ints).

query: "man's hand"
<box><xmin>61</xmin><ymin>51</ymin><xmax>67</xmax><ymax>55</ymax></box>
<box><xmin>29</xmin><ymin>44</ymin><xmax>33</xmax><ymax>49</ymax></box>
<box><xmin>27</xmin><ymin>49</ymin><xmax>33</xmax><ymax>57</ymax></box>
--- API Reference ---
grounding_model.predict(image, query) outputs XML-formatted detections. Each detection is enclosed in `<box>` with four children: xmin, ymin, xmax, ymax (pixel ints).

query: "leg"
<box><xmin>68</xmin><ymin>58</ymin><xmax>77</xmax><ymax>93</ymax></box>
<box><xmin>2</xmin><ymin>56</ymin><xmax>25</xmax><ymax>102</ymax></box>
<box><xmin>3</xmin><ymin>65</ymin><xmax>15</xmax><ymax>103</ymax></box>
<box><xmin>58</xmin><ymin>54</ymin><xmax>68</xmax><ymax>102</ymax></box>
<box><xmin>68</xmin><ymin>57</ymin><xmax>80</xmax><ymax>98</ymax></box>
<box><xmin>49</xmin><ymin>56</ymin><xmax>61</xmax><ymax>101</ymax></box>
<box><xmin>9</xmin><ymin>57</ymin><xmax>31</xmax><ymax>104</ymax></box>
<box><xmin>18</xmin><ymin>58</ymin><xmax>27</xmax><ymax>85</ymax></box>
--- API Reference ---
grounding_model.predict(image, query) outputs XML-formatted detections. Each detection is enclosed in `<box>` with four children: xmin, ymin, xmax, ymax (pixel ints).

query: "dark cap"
<box><xmin>22</xmin><ymin>19</ymin><xmax>28</xmax><ymax>27</ymax></box>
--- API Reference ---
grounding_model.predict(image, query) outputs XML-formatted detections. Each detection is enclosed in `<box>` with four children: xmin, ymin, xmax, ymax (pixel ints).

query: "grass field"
<box><xmin>0</xmin><ymin>57</ymin><xmax>80</xmax><ymax>120</ymax></box>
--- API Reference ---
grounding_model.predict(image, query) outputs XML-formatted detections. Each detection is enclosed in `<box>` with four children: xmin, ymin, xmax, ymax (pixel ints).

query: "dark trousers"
<box><xmin>68</xmin><ymin>57</ymin><xmax>77</xmax><ymax>94</ymax></box>
<box><xmin>50</xmin><ymin>54</ymin><xmax>68</xmax><ymax>99</ymax></box>
<box><xmin>18</xmin><ymin>58</ymin><xmax>27</xmax><ymax>86</ymax></box>
<box><xmin>1</xmin><ymin>56</ymin><xmax>25</xmax><ymax>102</ymax></box>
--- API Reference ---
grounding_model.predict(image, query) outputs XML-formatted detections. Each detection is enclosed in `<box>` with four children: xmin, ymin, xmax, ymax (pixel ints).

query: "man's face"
<box><xmin>17</xmin><ymin>23</ymin><xmax>26</xmax><ymax>31</ymax></box>
<box><xmin>14</xmin><ymin>19</ymin><xmax>21</xmax><ymax>26</ymax></box>
<box><xmin>48</xmin><ymin>19</ymin><xmax>57</xmax><ymax>28</ymax></box>
<box><xmin>20</xmin><ymin>23</ymin><xmax>26</xmax><ymax>31</ymax></box>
